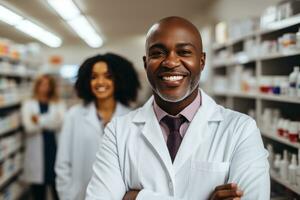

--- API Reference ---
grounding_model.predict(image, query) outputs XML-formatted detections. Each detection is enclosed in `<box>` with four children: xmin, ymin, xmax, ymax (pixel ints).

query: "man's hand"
<box><xmin>122</xmin><ymin>190</ymin><xmax>140</xmax><ymax>200</ymax></box>
<box><xmin>209</xmin><ymin>183</ymin><xmax>243</xmax><ymax>200</ymax></box>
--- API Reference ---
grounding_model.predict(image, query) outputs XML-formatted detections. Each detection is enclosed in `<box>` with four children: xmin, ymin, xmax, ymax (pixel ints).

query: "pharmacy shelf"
<box><xmin>261</xmin><ymin>130</ymin><xmax>300</xmax><ymax>149</ymax></box>
<box><xmin>211</xmin><ymin>91</ymin><xmax>257</xmax><ymax>99</ymax></box>
<box><xmin>213</xmin><ymin>50</ymin><xmax>300</xmax><ymax>68</ymax></box>
<box><xmin>270</xmin><ymin>172</ymin><xmax>300</xmax><ymax>195</ymax></box>
<box><xmin>259</xmin><ymin>50</ymin><xmax>300</xmax><ymax>61</ymax></box>
<box><xmin>258</xmin><ymin>94</ymin><xmax>300</xmax><ymax>104</ymax></box>
<box><xmin>259</xmin><ymin>14</ymin><xmax>300</xmax><ymax>36</ymax></box>
<box><xmin>212</xmin><ymin>32</ymin><xmax>257</xmax><ymax>50</ymax></box>
<box><xmin>212</xmin><ymin>62</ymin><xmax>229</xmax><ymax>68</ymax></box>
<box><xmin>0</xmin><ymin>146</ymin><xmax>23</xmax><ymax>163</ymax></box>
<box><xmin>212</xmin><ymin>58</ymin><xmax>255</xmax><ymax>68</ymax></box>
<box><xmin>0</xmin><ymin>101</ymin><xmax>21</xmax><ymax>110</ymax></box>
<box><xmin>0</xmin><ymin>71</ymin><xmax>33</xmax><ymax>79</ymax></box>
<box><xmin>0</xmin><ymin>169</ymin><xmax>22</xmax><ymax>191</ymax></box>
<box><xmin>211</xmin><ymin>91</ymin><xmax>300</xmax><ymax>104</ymax></box>
<box><xmin>213</xmin><ymin>14</ymin><xmax>300</xmax><ymax>50</ymax></box>
<box><xmin>0</xmin><ymin>125</ymin><xmax>20</xmax><ymax>137</ymax></box>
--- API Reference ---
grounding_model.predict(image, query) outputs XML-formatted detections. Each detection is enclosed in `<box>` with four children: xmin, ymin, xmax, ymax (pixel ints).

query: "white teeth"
<box><xmin>96</xmin><ymin>87</ymin><xmax>106</xmax><ymax>92</ymax></box>
<box><xmin>162</xmin><ymin>76</ymin><xmax>183</xmax><ymax>81</ymax></box>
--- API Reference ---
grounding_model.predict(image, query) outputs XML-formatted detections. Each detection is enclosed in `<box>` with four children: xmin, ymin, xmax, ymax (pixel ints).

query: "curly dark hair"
<box><xmin>75</xmin><ymin>53</ymin><xmax>140</xmax><ymax>106</ymax></box>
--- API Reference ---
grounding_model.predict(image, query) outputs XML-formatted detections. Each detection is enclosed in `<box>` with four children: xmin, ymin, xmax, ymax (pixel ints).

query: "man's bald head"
<box><xmin>146</xmin><ymin>16</ymin><xmax>203</xmax><ymax>52</ymax></box>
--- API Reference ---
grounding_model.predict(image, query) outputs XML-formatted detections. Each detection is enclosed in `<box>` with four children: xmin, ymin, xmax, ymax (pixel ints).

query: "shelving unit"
<box><xmin>261</xmin><ymin>129</ymin><xmax>300</xmax><ymax>149</ymax></box>
<box><xmin>210</xmin><ymin>12</ymin><xmax>300</xmax><ymax>198</ymax></box>
<box><xmin>0</xmin><ymin>147</ymin><xmax>23</xmax><ymax>164</ymax></box>
<box><xmin>211</xmin><ymin>91</ymin><xmax>300</xmax><ymax>104</ymax></box>
<box><xmin>0</xmin><ymin>169</ymin><xmax>23</xmax><ymax>190</ymax></box>
<box><xmin>0</xmin><ymin>101</ymin><xmax>21</xmax><ymax>110</ymax></box>
<box><xmin>0</xmin><ymin>40</ymin><xmax>35</xmax><ymax>200</ymax></box>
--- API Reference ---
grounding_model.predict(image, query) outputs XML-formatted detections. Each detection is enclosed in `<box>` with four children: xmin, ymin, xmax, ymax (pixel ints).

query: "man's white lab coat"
<box><xmin>86</xmin><ymin>90</ymin><xmax>270</xmax><ymax>200</ymax></box>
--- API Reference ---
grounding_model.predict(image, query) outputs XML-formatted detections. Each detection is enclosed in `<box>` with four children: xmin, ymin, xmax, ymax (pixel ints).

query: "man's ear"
<box><xmin>200</xmin><ymin>52</ymin><xmax>206</xmax><ymax>71</ymax></box>
<box><xmin>143</xmin><ymin>56</ymin><xmax>147</xmax><ymax>69</ymax></box>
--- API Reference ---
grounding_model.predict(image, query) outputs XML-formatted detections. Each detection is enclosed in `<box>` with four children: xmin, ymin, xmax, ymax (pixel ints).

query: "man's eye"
<box><xmin>178</xmin><ymin>50</ymin><xmax>192</xmax><ymax>56</ymax></box>
<box><xmin>149</xmin><ymin>51</ymin><xmax>164</xmax><ymax>58</ymax></box>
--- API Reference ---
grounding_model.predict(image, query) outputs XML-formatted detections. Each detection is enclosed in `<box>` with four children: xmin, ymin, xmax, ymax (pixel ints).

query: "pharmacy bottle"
<box><xmin>277</xmin><ymin>119</ymin><xmax>284</xmax><ymax>137</ymax></box>
<box><xmin>289</xmin><ymin>66</ymin><xmax>299</xmax><ymax>96</ymax></box>
<box><xmin>288</xmin><ymin>121</ymin><xmax>299</xmax><ymax>143</ymax></box>
<box><xmin>288</xmin><ymin>154</ymin><xmax>297</xmax><ymax>185</ymax></box>
<box><xmin>274</xmin><ymin>154</ymin><xmax>281</xmax><ymax>174</ymax></box>
<box><xmin>280</xmin><ymin>150</ymin><xmax>289</xmax><ymax>180</ymax></box>
<box><xmin>283</xmin><ymin>120</ymin><xmax>290</xmax><ymax>138</ymax></box>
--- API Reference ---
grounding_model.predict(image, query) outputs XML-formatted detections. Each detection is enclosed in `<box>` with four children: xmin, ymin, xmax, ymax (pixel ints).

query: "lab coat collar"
<box><xmin>132</xmin><ymin>89</ymin><xmax>224</xmax><ymax>178</ymax></box>
<box><xmin>133</xmin><ymin>89</ymin><xmax>224</xmax><ymax>123</ymax></box>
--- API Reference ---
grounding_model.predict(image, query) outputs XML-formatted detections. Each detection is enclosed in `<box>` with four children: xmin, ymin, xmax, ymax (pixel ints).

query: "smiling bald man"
<box><xmin>85</xmin><ymin>17</ymin><xmax>270</xmax><ymax>200</ymax></box>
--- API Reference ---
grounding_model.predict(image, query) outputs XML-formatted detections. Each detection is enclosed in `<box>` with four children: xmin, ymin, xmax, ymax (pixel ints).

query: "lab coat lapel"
<box><xmin>173</xmin><ymin>90</ymin><xmax>223</xmax><ymax>173</ymax></box>
<box><xmin>84</xmin><ymin>103</ymin><xmax>102</xmax><ymax>132</ymax></box>
<box><xmin>135</xmin><ymin>97</ymin><xmax>175</xmax><ymax>180</ymax></box>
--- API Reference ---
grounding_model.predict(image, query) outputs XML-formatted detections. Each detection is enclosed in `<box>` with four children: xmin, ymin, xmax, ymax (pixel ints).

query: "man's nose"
<box><xmin>161</xmin><ymin>52</ymin><xmax>180</xmax><ymax>68</ymax></box>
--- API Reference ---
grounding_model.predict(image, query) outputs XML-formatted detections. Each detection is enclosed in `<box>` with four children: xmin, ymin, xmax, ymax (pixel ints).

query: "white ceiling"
<box><xmin>0</xmin><ymin>0</ymin><xmax>216</xmax><ymax>47</ymax></box>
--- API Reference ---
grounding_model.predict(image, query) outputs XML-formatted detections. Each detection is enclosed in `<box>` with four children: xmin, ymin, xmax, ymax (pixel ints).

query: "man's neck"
<box><xmin>154</xmin><ymin>88</ymin><xmax>199</xmax><ymax>116</ymax></box>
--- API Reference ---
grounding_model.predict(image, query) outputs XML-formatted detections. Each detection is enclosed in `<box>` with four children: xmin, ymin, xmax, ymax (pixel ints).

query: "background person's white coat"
<box><xmin>86</xmin><ymin>90</ymin><xmax>270</xmax><ymax>200</ymax></box>
<box><xmin>21</xmin><ymin>99</ymin><xmax>66</xmax><ymax>183</ymax></box>
<box><xmin>55</xmin><ymin>102</ymin><xmax>131</xmax><ymax>200</ymax></box>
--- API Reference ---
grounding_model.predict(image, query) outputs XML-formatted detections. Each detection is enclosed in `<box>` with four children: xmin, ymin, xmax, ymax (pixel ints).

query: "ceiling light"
<box><xmin>47</xmin><ymin>0</ymin><xmax>103</xmax><ymax>48</ymax></box>
<box><xmin>0</xmin><ymin>4</ymin><xmax>62</xmax><ymax>47</ymax></box>
<box><xmin>0</xmin><ymin>5</ymin><xmax>23</xmax><ymax>26</ymax></box>
<box><xmin>47</xmin><ymin>0</ymin><xmax>80</xmax><ymax>21</ymax></box>
<box><xmin>68</xmin><ymin>16</ymin><xmax>103</xmax><ymax>48</ymax></box>
<box><xmin>15</xmin><ymin>20</ymin><xmax>62</xmax><ymax>48</ymax></box>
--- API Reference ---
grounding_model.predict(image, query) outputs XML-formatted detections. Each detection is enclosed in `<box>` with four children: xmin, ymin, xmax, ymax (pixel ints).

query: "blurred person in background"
<box><xmin>55</xmin><ymin>53</ymin><xmax>140</xmax><ymax>200</ymax></box>
<box><xmin>21</xmin><ymin>74</ymin><xmax>66</xmax><ymax>200</ymax></box>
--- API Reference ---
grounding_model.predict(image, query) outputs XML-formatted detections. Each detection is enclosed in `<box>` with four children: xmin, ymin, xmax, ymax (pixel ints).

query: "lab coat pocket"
<box><xmin>188</xmin><ymin>161</ymin><xmax>230</xmax><ymax>200</ymax></box>
<box><xmin>192</xmin><ymin>161</ymin><xmax>230</xmax><ymax>172</ymax></box>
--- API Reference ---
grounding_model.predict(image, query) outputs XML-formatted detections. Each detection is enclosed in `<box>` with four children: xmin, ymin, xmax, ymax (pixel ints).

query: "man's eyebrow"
<box><xmin>148</xmin><ymin>43</ymin><xmax>166</xmax><ymax>51</ymax></box>
<box><xmin>176</xmin><ymin>43</ymin><xmax>197</xmax><ymax>49</ymax></box>
<box><xmin>148</xmin><ymin>42</ymin><xmax>197</xmax><ymax>51</ymax></box>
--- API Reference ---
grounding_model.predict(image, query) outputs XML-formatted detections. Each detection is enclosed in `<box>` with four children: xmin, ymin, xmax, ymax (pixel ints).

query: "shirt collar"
<box><xmin>153</xmin><ymin>90</ymin><xmax>201</xmax><ymax>123</ymax></box>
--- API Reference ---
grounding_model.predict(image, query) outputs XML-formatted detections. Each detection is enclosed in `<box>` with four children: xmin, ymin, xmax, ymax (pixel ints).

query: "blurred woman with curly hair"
<box><xmin>55</xmin><ymin>53</ymin><xmax>140</xmax><ymax>200</ymax></box>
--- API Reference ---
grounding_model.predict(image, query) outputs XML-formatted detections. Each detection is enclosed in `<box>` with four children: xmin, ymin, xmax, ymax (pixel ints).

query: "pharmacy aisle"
<box><xmin>209</xmin><ymin>1</ymin><xmax>300</xmax><ymax>199</ymax></box>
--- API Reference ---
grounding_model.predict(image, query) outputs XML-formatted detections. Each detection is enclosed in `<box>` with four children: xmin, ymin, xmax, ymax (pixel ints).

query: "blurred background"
<box><xmin>0</xmin><ymin>0</ymin><xmax>300</xmax><ymax>199</ymax></box>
